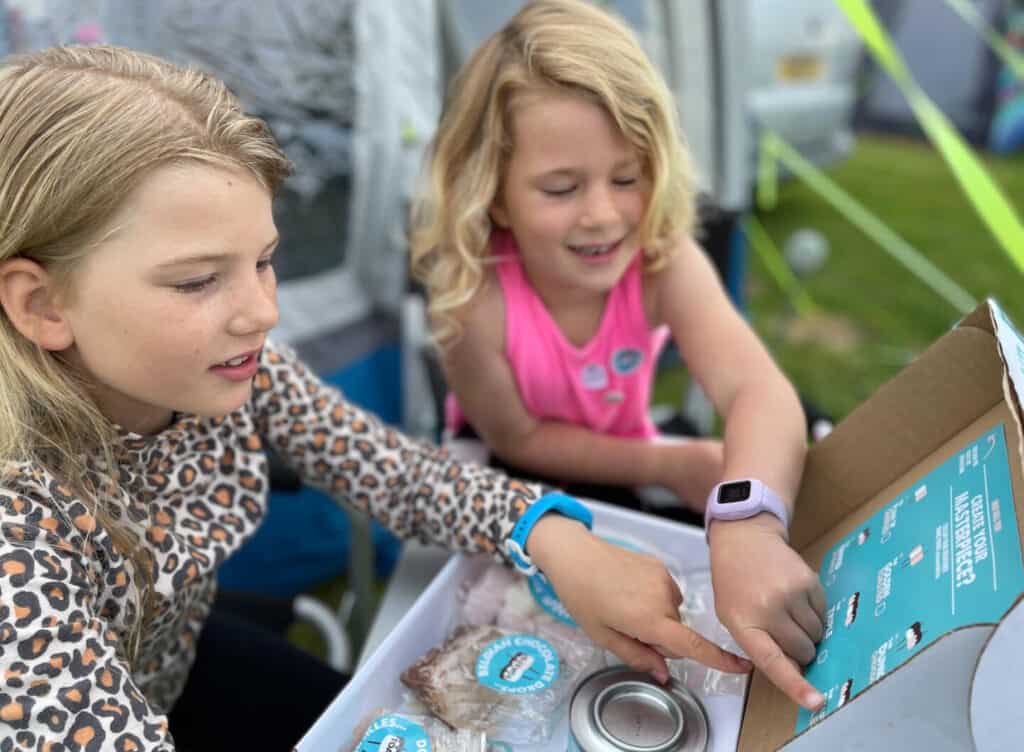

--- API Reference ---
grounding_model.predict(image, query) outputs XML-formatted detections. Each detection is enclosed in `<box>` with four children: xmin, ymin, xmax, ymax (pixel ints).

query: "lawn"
<box><xmin>655</xmin><ymin>133</ymin><xmax>1024</xmax><ymax>424</ymax></box>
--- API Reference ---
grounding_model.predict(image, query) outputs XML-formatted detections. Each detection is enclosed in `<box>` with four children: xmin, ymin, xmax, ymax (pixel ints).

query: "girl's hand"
<box><xmin>527</xmin><ymin>515</ymin><xmax>752</xmax><ymax>682</ymax></box>
<box><xmin>708</xmin><ymin>514</ymin><xmax>828</xmax><ymax>711</ymax></box>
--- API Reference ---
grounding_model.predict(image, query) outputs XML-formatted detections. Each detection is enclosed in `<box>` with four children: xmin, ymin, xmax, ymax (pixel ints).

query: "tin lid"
<box><xmin>570</xmin><ymin>667</ymin><xmax>709</xmax><ymax>752</ymax></box>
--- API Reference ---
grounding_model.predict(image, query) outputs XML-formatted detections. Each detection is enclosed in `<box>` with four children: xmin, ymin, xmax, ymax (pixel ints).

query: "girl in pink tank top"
<box><xmin>412</xmin><ymin>0</ymin><xmax>828</xmax><ymax>714</ymax></box>
<box><xmin>445</xmin><ymin>229</ymin><xmax>669</xmax><ymax>440</ymax></box>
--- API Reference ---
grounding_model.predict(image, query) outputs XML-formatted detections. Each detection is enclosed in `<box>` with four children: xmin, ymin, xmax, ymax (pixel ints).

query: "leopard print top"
<box><xmin>0</xmin><ymin>340</ymin><xmax>545</xmax><ymax>750</ymax></box>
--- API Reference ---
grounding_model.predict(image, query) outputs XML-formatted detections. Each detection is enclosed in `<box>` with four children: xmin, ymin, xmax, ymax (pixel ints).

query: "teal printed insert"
<box><xmin>796</xmin><ymin>423</ymin><xmax>1024</xmax><ymax>732</ymax></box>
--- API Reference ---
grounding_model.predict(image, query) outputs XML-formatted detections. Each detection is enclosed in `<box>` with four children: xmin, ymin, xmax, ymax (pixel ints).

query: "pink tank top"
<box><xmin>446</xmin><ymin>231</ymin><xmax>669</xmax><ymax>439</ymax></box>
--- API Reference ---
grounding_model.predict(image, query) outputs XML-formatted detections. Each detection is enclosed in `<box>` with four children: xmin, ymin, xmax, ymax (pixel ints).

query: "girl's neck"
<box><xmin>522</xmin><ymin>265</ymin><xmax>611</xmax><ymax>350</ymax></box>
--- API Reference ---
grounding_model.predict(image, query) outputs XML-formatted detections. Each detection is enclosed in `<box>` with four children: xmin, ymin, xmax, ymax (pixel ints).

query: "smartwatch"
<box><xmin>503</xmin><ymin>492</ymin><xmax>593</xmax><ymax>576</ymax></box>
<box><xmin>704</xmin><ymin>479</ymin><xmax>790</xmax><ymax>539</ymax></box>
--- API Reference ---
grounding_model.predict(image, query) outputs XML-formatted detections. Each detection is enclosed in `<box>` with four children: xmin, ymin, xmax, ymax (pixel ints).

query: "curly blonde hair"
<box><xmin>411</xmin><ymin>0</ymin><xmax>697</xmax><ymax>346</ymax></box>
<box><xmin>0</xmin><ymin>44</ymin><xmax>292</xmax><ymax>663</ymax></box>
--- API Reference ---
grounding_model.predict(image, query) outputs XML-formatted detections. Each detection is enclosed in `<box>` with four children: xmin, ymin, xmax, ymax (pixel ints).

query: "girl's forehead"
<box><xmin>506</xmin><ymin>93</ymin><xmax>638</xmax><ymax>165</ymax></box>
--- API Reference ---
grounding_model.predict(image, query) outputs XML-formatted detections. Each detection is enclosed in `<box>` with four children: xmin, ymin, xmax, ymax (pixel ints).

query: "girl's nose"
<box><xmin>228</xmin><ymin>274</ymin><xmax>278</xmax><ymax>335</ymax></box>
<box><xmin>579</xmin><ymin>184</ymin><xmax>618</xmax><ymax>228</ymax></box>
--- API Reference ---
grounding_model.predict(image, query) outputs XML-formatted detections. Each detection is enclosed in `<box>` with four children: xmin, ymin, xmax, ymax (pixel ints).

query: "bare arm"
<box><xmin>653</xmin><ymin>239</ymin><xmax>827</xmax><ymax>712</ymax></box>
<box><xmin>653</xmin><ymin>238</ymin><xmax>807</xmax><ymax>508</ymax></box>
<box><xmin>442</xmin><ymin>271</ymin><xmax>678</xmax><ymax>487</ymax></box>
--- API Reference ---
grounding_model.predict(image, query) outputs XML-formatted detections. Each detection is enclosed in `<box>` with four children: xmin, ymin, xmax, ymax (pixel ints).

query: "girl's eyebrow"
<box><xmin>154</xmin><ymin>236</ymin><xmax>280</xmax><ymax>269</ymax></box>
<box><xmin>533</xmin><ymin>158</ymin><xmax>641</xmax><ymax>179</ymax></box>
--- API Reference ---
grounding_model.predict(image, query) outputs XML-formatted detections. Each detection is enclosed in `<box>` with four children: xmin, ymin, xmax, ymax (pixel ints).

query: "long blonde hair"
<box><xmin>0</xmin><ymin>45</ymin><xmax>292</xmax><ymax>662</ymax></box>
<box><xmin>411</xmin><ymin>0</ymin><xmax>697</xmax><ymax>346</ymax></box>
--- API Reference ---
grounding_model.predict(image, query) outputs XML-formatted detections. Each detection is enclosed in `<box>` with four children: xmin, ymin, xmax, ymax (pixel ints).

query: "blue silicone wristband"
<box><xmin>504</xmin><ymin>492</ymin><xmax>593</xmax><ymax>575</ymax></box>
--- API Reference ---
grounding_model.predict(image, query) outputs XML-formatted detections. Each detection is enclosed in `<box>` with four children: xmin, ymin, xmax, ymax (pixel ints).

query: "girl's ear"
<box><xmin>0</xmin><ymin>258</ymin><xmax>75</xmax><ymax>351</ymax></box>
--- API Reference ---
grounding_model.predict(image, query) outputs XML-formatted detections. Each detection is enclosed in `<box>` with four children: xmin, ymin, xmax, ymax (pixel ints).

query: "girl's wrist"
<box><xmin>525</xmin><ymin>513</ymin><xmax>590</xmax><ymax>573</ymax></box>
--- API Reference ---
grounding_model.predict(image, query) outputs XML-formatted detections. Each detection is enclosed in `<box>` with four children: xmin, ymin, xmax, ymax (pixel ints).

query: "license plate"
<box><xmin>776</xmin><ymin>54</ymin><xmax>825</xmax><ymax>82</ymax></box>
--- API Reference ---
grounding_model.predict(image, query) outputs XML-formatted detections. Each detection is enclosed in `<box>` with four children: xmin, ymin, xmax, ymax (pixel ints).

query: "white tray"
<box><xmin>297</xmin><ymin>500</ymin><xmax>746</xmax><ymax>751</ymax></box>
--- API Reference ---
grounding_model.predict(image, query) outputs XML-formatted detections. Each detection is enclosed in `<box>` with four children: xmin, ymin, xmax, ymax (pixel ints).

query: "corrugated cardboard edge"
<box><xmin>738</xmin><ymin>300</ymin><xmax>1024</xmax><ymax>751</ymax></box>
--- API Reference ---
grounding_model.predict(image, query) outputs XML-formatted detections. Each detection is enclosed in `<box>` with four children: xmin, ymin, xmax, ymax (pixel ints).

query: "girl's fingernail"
<box><xmin>652</xmin><ymin>668</ymin><xmax>669</xmax><ymax>684</ymax></box>
<box><xmin>804</xmin><ymin>689</ymin><xmax>825</xmax><ymax>709</ymax></box>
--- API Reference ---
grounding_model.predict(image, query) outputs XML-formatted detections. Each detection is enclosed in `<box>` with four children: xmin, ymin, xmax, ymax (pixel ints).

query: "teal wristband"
<box><xmin>504</xmin><ymin>492</ymin><xmax>593</xmax><ymax>575</ymax></box>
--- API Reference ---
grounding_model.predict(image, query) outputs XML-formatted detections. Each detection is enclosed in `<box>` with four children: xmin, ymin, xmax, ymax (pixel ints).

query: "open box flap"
<box><xmin>790</xmin><ymin>305</ymin><xmax>1006</xmax><ymax>552</ymax></box>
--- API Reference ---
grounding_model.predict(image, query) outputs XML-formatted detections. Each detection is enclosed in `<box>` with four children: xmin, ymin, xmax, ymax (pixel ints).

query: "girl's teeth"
<box><xmin>572</xmin><ymin>244</ymin><xmax>613</xmax><ymax>256</ymax></box>
<box><xmin>223</xmin><ymin>356</ymin><xmax>247</xmax><ymax>367</ymax></box>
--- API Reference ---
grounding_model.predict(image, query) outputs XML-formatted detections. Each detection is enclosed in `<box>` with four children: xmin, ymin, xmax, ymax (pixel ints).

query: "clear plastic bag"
<box><xmin>348</xmin><ymin>710</ymin><xmax>486</xmax><ymax>752</ymax></box>
<box><xmin>668</xmin><ymin>568</ymin><xmax>748</xmax><ymax>697</ymax></box>
<box><xmin>457</xmin><ymin>563</ymin><xmax>582</xmax><ymax>643</ymax></box>
<box><xmin>400</xmin><ymin>624</ymin><xmax>601</xmax><ymax>744</ymax></box>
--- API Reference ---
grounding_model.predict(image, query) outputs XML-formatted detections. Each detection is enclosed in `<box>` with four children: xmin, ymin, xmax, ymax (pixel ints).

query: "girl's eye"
<box><xmin>613</xmin><ymin>176</ymin><xmax>638</xmax><ymax>187</ymax></box>
<box><xmin>542</xmin><ymin>185</ymin><xmax>577</xmax><ymax>196</ymax></box>
<box><xmin>257</xmin><ymin>255</ymin><xmax>275</xmax><ymax>272</ymax></box>
<box><xmin>173</xmin><ymin>275</ymin><xmax>216</xmax><ymax>294</ymax></box>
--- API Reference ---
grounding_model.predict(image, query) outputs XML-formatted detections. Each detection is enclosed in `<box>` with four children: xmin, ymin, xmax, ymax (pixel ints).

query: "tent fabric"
<box><xmin>857</xmin><ymin>0</ymin><xmax>1005</xmax><ymax>145</ymax></box>
<box><xmin>2</xmin><ymin>0</ymin><xmax>428</xmax><ymax>595</ymax></box>
<box><xmin>988</xmin><ymin>3</ymin><xmax>1024</xmax><ymax>153</ymax></box>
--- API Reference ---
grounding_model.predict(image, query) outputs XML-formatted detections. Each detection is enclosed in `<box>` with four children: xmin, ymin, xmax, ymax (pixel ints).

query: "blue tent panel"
<box><xmin>218</xmin><ymin>344</ymin><xmax>402</xmax><ymax>596</ymax></box>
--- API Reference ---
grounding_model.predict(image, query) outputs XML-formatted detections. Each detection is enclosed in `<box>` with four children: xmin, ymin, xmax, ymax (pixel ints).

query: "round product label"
<box><xmin>476</xmin><ymin>634</ymin><xmax>560</xmax><ymax>694</ymax></box>
<box><xmin>356</xmin><ymin>714</ymin><xmax>431</xmax><ymax>752</ymax></box>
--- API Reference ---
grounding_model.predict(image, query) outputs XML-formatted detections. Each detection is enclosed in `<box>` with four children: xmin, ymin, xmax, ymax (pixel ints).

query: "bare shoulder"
<box><xmin>645</xmin><ymin>236</ymin><xmax>729</xmax><ymax>327</ymax></box>
<box><xmin>440</xmin><ymin>266</ymin><xmax>506</xmax><ymax>362</ymax></box>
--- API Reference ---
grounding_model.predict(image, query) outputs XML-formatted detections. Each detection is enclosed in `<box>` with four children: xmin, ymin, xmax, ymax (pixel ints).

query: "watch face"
<box><xmin>718</xmin><ymin>480</ymin><xmax>752</xmax><ymax>504</ymax></box>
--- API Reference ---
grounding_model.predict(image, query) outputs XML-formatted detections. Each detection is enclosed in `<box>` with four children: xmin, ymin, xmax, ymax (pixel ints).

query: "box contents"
<box><xmin>401</xmin><ymin>624</ymin><xmax>602</xmax><ymax>743</ymax></box>
<box><xmin>459</xmin><ymin>558</ymin><xmax>746</xmax><ymax>700</ymax></box>
<box><xmin>348</xmin><ymin>710</ymin><xmax>486</xmax><ymax>752</ymax></box>
<box><xmin>458</xmin><ymin>563</ymin><xmax>584</xmax><ymax>644</ymax></box>
<box><xmin>297</xmin><ymin>500</ymin><xmax>746</xmax><ymax>752</ymax></box>
<box><xmin>568</xmin><ymin>666</ymin><xmax>709</xmax><ymax>752</ymax></box>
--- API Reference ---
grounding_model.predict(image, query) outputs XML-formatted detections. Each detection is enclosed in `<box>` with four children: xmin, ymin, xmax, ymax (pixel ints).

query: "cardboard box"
<box><xmin>739</xmin><ymin>299</ymin><xmax>1024</xmax><ymax>751</ymax></box>
<box><xmin>297</xmin><ymin>500</ymin><xmax>747</xmax><ymax>751</ymax></box>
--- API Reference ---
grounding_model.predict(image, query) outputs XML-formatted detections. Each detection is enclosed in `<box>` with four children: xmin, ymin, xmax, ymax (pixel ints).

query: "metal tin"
<box><xmin>569</xmin><ymin>667</ymin><xmax>709</xmax><ymax>752</ymax></box>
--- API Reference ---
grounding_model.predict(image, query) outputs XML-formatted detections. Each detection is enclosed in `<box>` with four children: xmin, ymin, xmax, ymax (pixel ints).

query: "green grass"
<box><xmin>656</xmin><ymin>133</ymin><xmax>1024</xmax><ymax>423</ymax></box>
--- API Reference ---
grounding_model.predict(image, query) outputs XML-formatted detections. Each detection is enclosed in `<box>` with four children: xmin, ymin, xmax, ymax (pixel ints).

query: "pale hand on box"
<box><xmin>708</xmin><ymin>513</ymin><xmax>828</xmax><ymax>711</ymax></box>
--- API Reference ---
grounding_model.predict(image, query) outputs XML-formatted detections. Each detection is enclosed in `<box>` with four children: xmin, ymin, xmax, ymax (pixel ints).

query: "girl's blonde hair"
<box><xmin>0</xmin><ymin>45</ymin><xmax>292</xmax><ymax>662</ymax></box>
<box><xmin>411</xmin><ymin>0</ymin><xmax>697</xmax><ymax>346</ymax></box>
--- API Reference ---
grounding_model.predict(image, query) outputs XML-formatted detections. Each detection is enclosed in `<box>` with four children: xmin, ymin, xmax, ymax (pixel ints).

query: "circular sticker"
<box><xmin>476</xmin><ymin>634</ymin><xmax>560</xmax><ymax>694</ymax></box>
<box><xmin>580</xmin><ymin>363</ymin><xmax>609</xmax><ymax>390</ymax></box>
<box><xmin>356</xmin><ymin>714</ymin><xmax>431</xmax><ymax>752</ymax></box>
<box><xmin>611</xmin><ymin>347</ymin><xmax>643</xmax><ymax>375</ymax></box>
